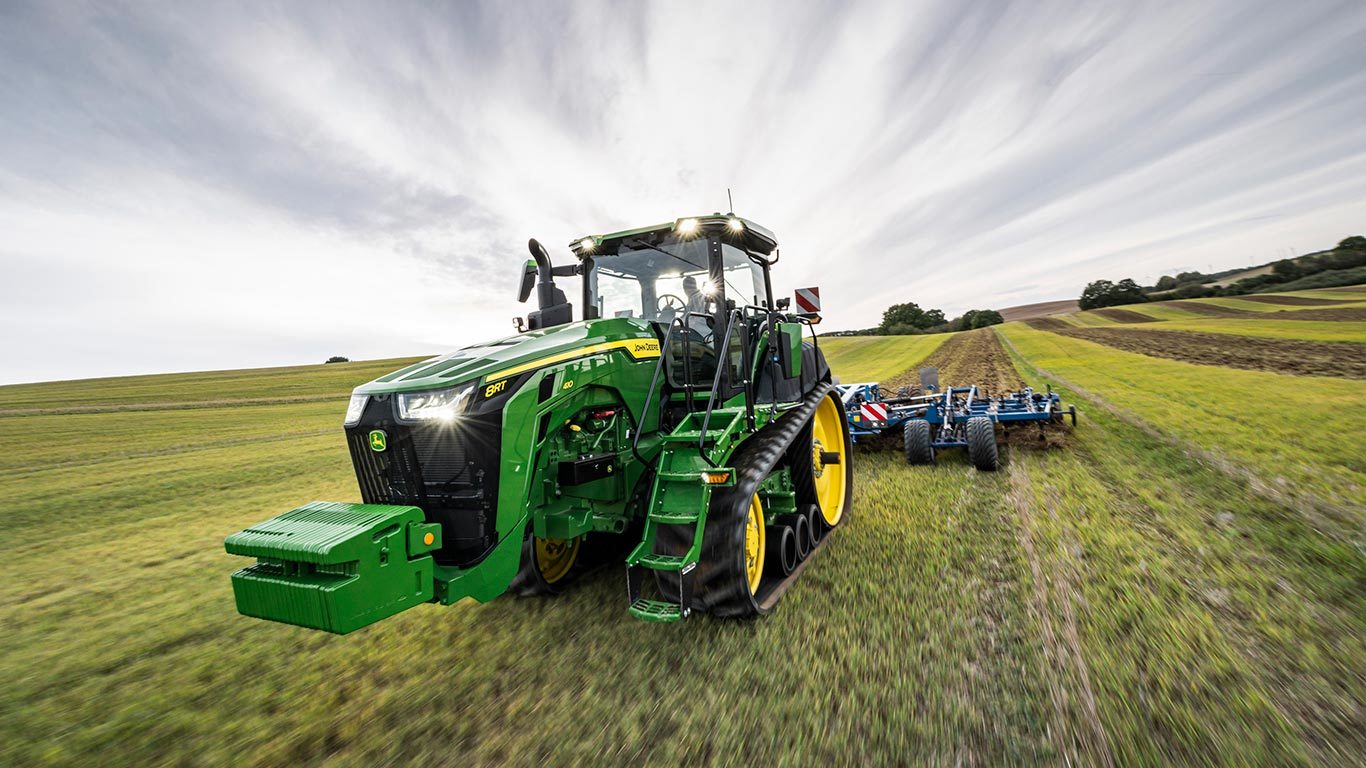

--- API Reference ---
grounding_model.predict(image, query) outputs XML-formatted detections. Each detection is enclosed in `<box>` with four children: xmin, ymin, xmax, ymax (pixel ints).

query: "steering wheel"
<box><xmin>656</xmin><ymin>294</ymin><xmax>686</xmax><ymax>315</ymax></box>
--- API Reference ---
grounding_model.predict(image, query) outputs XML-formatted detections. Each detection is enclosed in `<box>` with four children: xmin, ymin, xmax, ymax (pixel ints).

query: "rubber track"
<box><xmin>658</xmin><ymin>383</ymin><xmax>842</xmax><ymax>617</ymax></box>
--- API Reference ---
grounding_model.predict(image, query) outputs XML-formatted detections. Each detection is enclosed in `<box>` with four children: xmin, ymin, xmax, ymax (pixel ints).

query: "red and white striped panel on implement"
<box><xmin>795</xmin><ymin>287</ymin><xmax>821</xmax><ymax>313</ymax></box>
<box><xmin>859</xmin><ymin>402</ymin><xmax>888</xmax><ymax>423</ymax></box>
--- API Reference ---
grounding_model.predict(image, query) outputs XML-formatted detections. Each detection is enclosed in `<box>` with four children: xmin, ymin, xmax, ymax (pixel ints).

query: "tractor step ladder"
<box><xmin>625</xmin><ymin>411</ymin><xmax>742</xmax><ymax>622</ymax></box>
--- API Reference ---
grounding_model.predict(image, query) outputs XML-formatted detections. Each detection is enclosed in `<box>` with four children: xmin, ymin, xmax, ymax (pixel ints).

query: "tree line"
<box><xmin>826</xmin><ymin>301</ymin><xmax>1004</xmax><ymax>336</ymax></box>
<box><xmin>1079</xmin><ymin>235</ymin><xmax>1366</xmax><ymax>310</ymax></box>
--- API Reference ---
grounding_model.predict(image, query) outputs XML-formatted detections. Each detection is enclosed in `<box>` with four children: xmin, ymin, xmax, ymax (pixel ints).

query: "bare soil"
<box><xmin>902</xmin><ymin>328</ymin><xmax>1026</xmax><ymax>395</ymax></box>
<box><xmin>1055</xmin><ymin>327</ymin><xmax>1366</xmax><ymax>378</ymax></box>
<box><xmin>1092</xmin><ymin>308</ymin><xmax>1159</xmax><ymax>323</ymax></box>
<box><xmin>1235</xmin><ymin>294</ymin><xmax>1353</xmax><ymax>307</ymax></box>
<box><xmin>1023</xmin><ymin>318</ymin><xmax>1074</xmax><ymax>332</ymax></box>
<box><xmin>999</xmin><ymin>299</ymin><xmax>1079</xmax><ymax>321</ymax></box>
<box><xmin>1161</xmin><ymin>300</ymin><xmax>1252</xmax><ymax>317</ymax></box>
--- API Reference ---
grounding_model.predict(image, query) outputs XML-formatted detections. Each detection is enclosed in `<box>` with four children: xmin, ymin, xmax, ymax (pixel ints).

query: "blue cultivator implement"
<box><xmin>837</xmin><ymin>368</ymin><xmax>1077</xmax><ymax>471</ymax></box>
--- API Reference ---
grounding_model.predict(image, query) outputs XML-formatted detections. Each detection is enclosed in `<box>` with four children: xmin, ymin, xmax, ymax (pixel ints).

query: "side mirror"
<box><xmin>776</xmin><ymin>297</ymin><xmax>791</xmax><ymax>310</ymax></box>
<box><xmin>777</xmin><ymin>322</ymin><xmax>803</xmax><ymax>380</ymax></box>
<box><xmin>517</xmin><ymin>260</ymin><xmax>536</xmax><ymax>303</ymax></box>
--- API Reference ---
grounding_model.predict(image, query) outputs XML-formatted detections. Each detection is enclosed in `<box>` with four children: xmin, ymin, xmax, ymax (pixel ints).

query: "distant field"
<box><xmin>998</xmin><ymin>299</ymin><xmax>1079</xmax><ymax>321</ymax></box>
<box><xmin>1209</xmin><ymin>264</ymin><xmax>1274</xmax><ymax>287</ymax></box>
<box><xmin>0</xmin><ymin>356</ymin><xmax>427</xmax><ymax>413</ymax></box>
<box><xmin>815</xmin><ymin>334</ymin><xmax>949</xmax><ymax>383</ymax></box>
<box><xmin>1049</xmin><ymin>289</ymin><xmax>1366</xmax><ymax>345</ymax></box>
<box><xmin>1</xmin><ymin>318</ymin><xmax>1362</xmax><ymax>766</ymax></box>
<box><xmin>1122</xmin><ymin>318</ymin><xmax>1366</xmax><ymax>343</ymax></box>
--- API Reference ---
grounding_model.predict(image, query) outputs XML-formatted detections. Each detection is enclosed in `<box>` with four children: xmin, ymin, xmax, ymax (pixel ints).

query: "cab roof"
<box><xmin>569</xmin><ymin>214</ymin><xmax>778</xmax><ymax>258</ymax></box>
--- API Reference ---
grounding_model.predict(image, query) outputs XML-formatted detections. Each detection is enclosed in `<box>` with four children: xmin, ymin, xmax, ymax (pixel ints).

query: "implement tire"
<box><xmin>903</xmin><ymin>419</ymin><xmax>934</xmax><ymax>465</ymax></box>
<box><xmin>966</xmin><ymin>416</ymin><xmax>999</xmax><ymax>472</ymax></box>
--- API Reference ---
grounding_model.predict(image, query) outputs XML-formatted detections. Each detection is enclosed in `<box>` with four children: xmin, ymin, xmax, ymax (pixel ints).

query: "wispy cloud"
<box><xmin>2</xmin><ymin>0</ymin><xmax>1364</xmax><ymax>383</ymax></box>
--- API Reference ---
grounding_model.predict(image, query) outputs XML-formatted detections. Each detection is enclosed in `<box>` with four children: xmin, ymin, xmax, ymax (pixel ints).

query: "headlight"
<box><xmin>344</xmin><ymin>393</ymin><xmax>368</xmax><ymax>426</ymax></box>
<box><xmin>398</xmin><ymin>385</ymin><xmax>475</xmax><ymax>422</ymax></box>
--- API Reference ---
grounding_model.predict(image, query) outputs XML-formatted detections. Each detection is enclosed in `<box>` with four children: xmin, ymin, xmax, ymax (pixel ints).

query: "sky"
<box><xmin>2</xmin><ymin>1</ymin><xmax>1365</xmax><ymax>384</ymax></box>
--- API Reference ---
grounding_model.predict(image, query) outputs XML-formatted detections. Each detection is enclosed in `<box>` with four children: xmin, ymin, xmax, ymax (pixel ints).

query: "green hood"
<box><xmin>353</xmin><ymin>317</ymin><xmax>661</xmax><ymax>395</ymax></box>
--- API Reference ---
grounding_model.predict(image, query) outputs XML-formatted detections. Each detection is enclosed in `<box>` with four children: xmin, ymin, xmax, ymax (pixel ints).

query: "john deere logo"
<box><xmin>368</xmin><ymin>429</ymin><xmax>387</xmax><ymax>452</ymax></box>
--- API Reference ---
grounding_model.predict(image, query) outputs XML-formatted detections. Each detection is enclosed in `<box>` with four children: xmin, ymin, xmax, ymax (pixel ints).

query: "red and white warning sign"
<box><xmin>795</xmin><ymin>287</ymin><xmax>821</xmax><ymax>313</ymax></box>
<box><xmin>859</xmin><ymin>402</ymin><xmax>888</xmax><ymax>423</ymax></box>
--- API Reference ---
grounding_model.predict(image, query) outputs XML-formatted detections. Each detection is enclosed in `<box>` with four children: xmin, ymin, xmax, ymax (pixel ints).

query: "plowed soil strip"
<box><xmin>889</xmin><ymin>328</ymin><xmax>1025</xmax><ymax>394</ymax></box>
<box><xmin>1092</xmin><ymin>308</ymin><xmax>1159</xmax><ymax>323</ymax></box>
<box><xmin>1235</xmin><ymin>294</ymin><xmax>1354</xmax><ymax>307</ymax></box>
<box><xmin>1242</xmin><ymin>307</ymin><xmax>1366</xmax><ymax>322</ymax></box>
<box><xmin>1056</xmin><ymin>327</ymin><xmax>1366</xmax><ymax>378</ymax></box>
<box><xmin>1024</xmin><ymin>318</ymin><xmax>1074</xmax><ymax>332</ymax></box>
<box><xmin>1160</xmin><ymin>300</ymin><xmax>1253</xmax><ymax>317</ymax></box>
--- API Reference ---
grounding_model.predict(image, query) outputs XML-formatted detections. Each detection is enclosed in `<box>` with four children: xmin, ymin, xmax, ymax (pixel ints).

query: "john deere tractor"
<box><xmin>224</xmin><ymin>214</ymin><xmax>852</xmax><ymax>630</ymax></box>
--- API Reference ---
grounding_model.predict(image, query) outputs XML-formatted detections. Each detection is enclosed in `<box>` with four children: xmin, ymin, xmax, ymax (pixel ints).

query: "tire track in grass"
<box><xmin>998</xmin><ymin>327</ymin><xmax>1364</xmax><ymax>763</ymax></box>
<box><xmin>929</xmin><ymin>326</ymin><xmax>1110</xmax><ymax>763</ymax></box>
<box><xmin>1010</xmin><ymin>462</ymin><xmax>1115</xmax><ymax>768</ymax></box>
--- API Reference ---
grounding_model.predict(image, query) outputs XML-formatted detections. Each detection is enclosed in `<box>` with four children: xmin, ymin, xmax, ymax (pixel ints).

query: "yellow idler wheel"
<box><xmin>744</xmin><ymin>495</ymin><xmax>767</xmax><ymax>595</ymax></box>
<box><xmin>809</xmin><ymin>394</ymin><xmax>848</xmax><ymax>526</ymax></box>
<box><xmin>534</xmin><ymin>536</ymin><xmax>581</xmax><ymax>585</ymax></box>
<box><xmin>510</xmin><ymin>531</ymin><xmax>587</xmax><ymax>596</ymax></box>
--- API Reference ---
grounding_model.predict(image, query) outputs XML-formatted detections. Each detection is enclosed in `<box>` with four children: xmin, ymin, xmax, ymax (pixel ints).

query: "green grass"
<box><xmin>1000</xmin><ymin>392</ymin><xmax>1362</xmax><ymax>766</ymax></box>
<box><xmin>1</xmin><ymin>336</ymin><xmax>1362</xmax><ymax>766</ymax></box>
<box><xmin>815</xmin><ymin>335</ymin><xmax>949</xmax><ymax>383</ymax></box>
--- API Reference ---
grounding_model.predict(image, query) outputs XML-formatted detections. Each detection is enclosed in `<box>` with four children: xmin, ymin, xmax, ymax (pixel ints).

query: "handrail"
<box><xmin>630</xmin><ymin>314</ymin><xmax>689</xmax><ymax>471</ymax></box>
<box><xmin>698</xmin><ymin>309</ymin><xmax>750</xmax><ymax>460</ymax></box>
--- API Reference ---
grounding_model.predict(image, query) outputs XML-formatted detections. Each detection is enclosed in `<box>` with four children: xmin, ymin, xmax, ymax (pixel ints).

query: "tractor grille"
<box><xmin>345</xmin><ymin>395</ymin><xmax>503</xmax><ymax>566</ymax></box>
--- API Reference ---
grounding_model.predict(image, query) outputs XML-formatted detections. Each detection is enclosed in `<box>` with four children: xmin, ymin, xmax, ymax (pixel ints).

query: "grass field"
<box><xmin>813</xmin><ymin>335</ymin><xmax>949</xmax><ymax>383</ymax></box>
<box><xmin>2</xmin><ymin>323</ymin><xmax>1363</xmax><ymax>766</ymax></box>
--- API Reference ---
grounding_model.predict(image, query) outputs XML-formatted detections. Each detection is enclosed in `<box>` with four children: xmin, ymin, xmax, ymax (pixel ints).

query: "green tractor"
<box><xmin>224</xmin><ymin>214</ymin><xmax>852</xmax><ymax>631</ymax></box>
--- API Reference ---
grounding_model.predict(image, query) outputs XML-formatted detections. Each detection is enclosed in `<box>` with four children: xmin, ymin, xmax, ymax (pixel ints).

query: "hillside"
<box><xmin>998</xmin><ymin>299</ymin><xmax>1080</xmax><ymax>321</ymax></box>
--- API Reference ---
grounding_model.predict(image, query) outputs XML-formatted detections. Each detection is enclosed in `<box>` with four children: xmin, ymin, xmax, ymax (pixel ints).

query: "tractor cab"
<box><xmin>518</xmin><ymin>214</ymin><xmax>791</xmax><ymax>399</ymax></box>
<box><xmin>573</xmin><ymin>215</ymin><xmax>780</xmax><ymax>393</ymax></box>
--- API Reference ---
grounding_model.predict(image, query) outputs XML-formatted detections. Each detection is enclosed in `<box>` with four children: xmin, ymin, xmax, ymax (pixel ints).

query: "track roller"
<box><xmin>766</xmin><ymin>524</ymin><xmax>797</xmax><ymax>577</ymax></box>
<box><xmin>778</xmin><ymin>513</ymin><xmax>811</xmax><ymax>561</ymax></box>
<box><xmin>805</xmin><ymin>503</ymin><xmax>824</xmax><ymax>547</ymax></box>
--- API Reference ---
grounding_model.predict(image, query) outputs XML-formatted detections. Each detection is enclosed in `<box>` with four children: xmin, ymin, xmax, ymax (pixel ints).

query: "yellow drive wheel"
<box><xmin>744</xmin><ymin>495</ymin><xmax>766</xmax><ymax>595</ymax></box>
<box><xmin>810</xmin><ymin>394</ymin><xmax>848</xmax><ymax>526</ymax></box>
<box><xmin>534</xmin><ymin>536</ymin><xmax>581</xmax><ymax>584</ymax></box>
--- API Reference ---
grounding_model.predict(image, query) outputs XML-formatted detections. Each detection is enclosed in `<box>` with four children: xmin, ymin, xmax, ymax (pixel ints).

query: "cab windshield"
<box><xmin>589</xmin><ymin>238</ymin><xmax>764</xmax><ymax>323</ymax></box>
